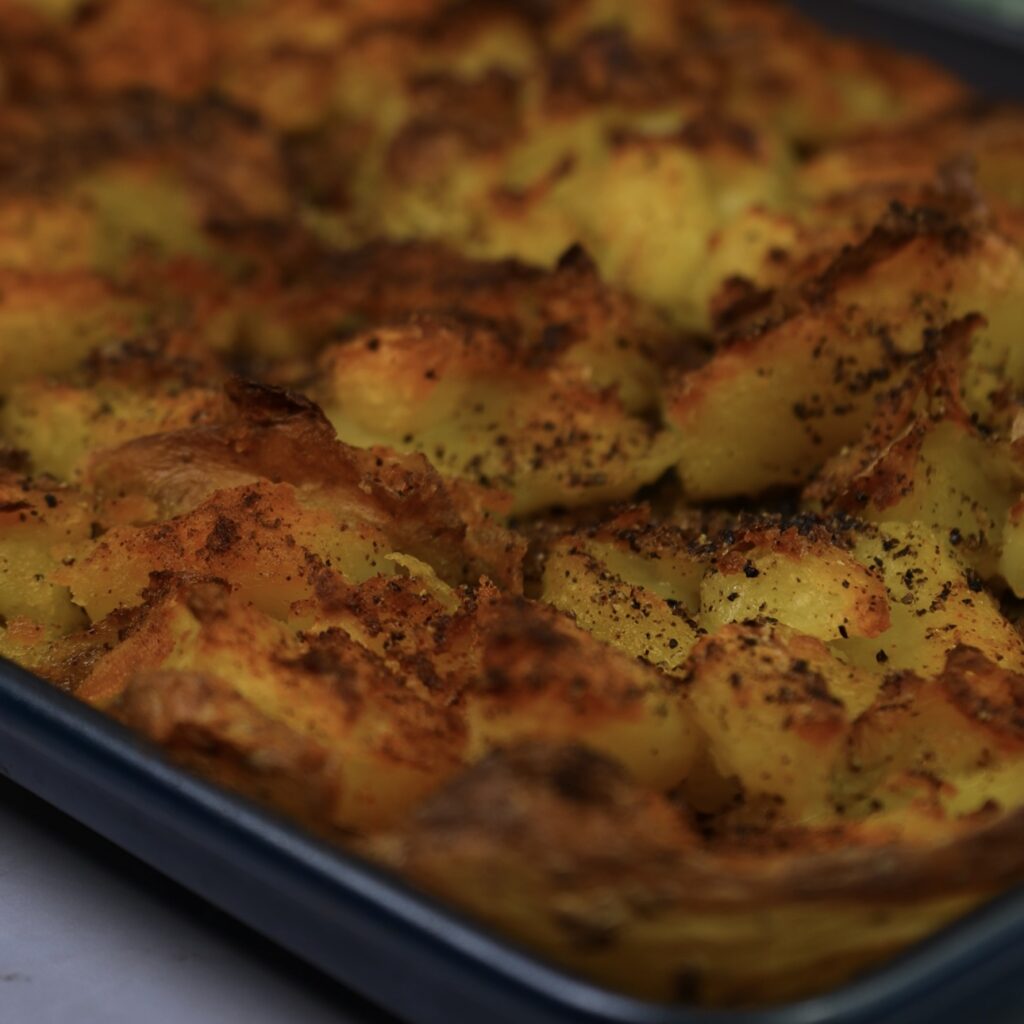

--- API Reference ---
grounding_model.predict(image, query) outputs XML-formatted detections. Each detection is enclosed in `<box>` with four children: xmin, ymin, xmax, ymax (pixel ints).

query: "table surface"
<box><xmin>0</xmin><ymin>778</ymin><xmax>394</xmax><ymax>1024</ymax></box>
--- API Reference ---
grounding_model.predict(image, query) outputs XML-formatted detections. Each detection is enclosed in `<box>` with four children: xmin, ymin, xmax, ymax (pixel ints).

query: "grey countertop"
<box><xmin>0</xmin><ymin>779</ymin><xmax>394</xmax><ymax>1024</ymax></box>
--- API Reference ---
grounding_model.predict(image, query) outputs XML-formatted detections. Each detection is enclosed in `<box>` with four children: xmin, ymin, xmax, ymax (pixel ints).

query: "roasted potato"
<box><xmin>80</xmin><ymin>576</ymin><xmax>465</xmax><ymax>832</ymax></box>
<box><xmin>663</xmin><ymin>205</ymin><xmax>1024</xmax><ymax>499</ymax></box>
<box><xmin>1</xmin><ymin>0</ymin><xmax>1024</xmax><ymax>1010</ymax></box>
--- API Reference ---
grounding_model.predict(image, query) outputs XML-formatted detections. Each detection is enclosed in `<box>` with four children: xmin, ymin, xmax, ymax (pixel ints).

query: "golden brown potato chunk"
<box><xmin>806</xmin><ymin>317</ymin><xmax>1022</xmax><ymax>580</ymax></box>
<box><xmin>663</xmin><ymin>206</ymin><xmax>1024</xmax><ymax>499</ymax></box>
<box><xmin>846</xmin><ymin>647</ymin><xmax>1024</xmax><ymax>818</ymax></box>
<box><xmin>308</xmin><ymin>244</ymin><xmax>688</xmax><ymax>514</ymax></box>
<box><xmin>83</xmin><ymin>577</ymin><xmax>466</xmax><ymax>832</ymax></box>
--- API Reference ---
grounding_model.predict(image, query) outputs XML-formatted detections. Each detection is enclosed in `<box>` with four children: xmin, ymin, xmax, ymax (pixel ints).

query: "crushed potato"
<box><xmin>1</xmin><ymin>0</ymin><xmax>1024</xmax><ymax>1009</ymax></box>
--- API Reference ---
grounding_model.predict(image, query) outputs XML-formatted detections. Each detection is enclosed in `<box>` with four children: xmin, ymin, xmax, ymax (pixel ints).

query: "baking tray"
<box><xmin>792</xmin><ymin>0</ymin><xmax>1024</xmax><ymax>99</ymax></box>
<box><xmin>5</xmin><ymin>654</ymin><xmax>1024</xmax><ymax>1024</ymax></box>
<box><xmin>3</xmin><ymin>3</ymin><xmax>1024</xmax><ymax>1022</ymax></box>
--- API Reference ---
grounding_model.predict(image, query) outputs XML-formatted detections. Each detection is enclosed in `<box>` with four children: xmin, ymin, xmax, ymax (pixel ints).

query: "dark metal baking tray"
<box><xmin>4</xmin><ymin>647</ymin><xmax>1024</xmax><ymax>1024</ymax></box>
<box><xmin>3</xmin><ymin>3</ymin><xmax>1024</xmax><ymax>1022</ymax></box>
<box><xmin>793</xmin><ymin>0</ymin><xmax>1024</xmax><ymax>99</ymax></box>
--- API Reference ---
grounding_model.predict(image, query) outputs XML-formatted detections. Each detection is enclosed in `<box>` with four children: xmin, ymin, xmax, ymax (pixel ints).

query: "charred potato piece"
<box><xmin>542</xmin><ymin>513</ymin><xmax>890</xmax><ymax>654</ymax></box>
<box><xmin>547</xmin><ymin>508</ymin><xmax>707</xmax><ymax>606</ymax></box>
<box><xmin>460</xmin><ymin>586</ymin><xmax>700</xmax><ymax>790</ymax></box>
<box><xmin>0</xmin><ymin>91</ymin><xmax>288</xmax><ymax>279</ymax></box>
<box><xmin>271</xmin><ymin>240</ymin><xmax>682</xmax><ymax>412</ymax></box>
<box><xmin>117</xmin><ymin>667</ymin><xmax>344</xmax><ymax>835</ymax></box>
<box><xmin>313</xmin><ymin>313</ymin><xmax>678</xmax><ymax>516</ymax></box>
<box><xmin>332</xmin><ymin>0</ymin><xmax>960</xmax><ymax>326</ymax></box>
<box><xmin>0</xmin><ymin>478</ymin><xmax>91</xmax><ymax>632</ymax></box>
<box><xmin>846</xmin><ymin>647</ymin><xmax>1024</xmax><ymax>818</ymax></box>
<box><xmin>683</xmin><ymin>620</ymin><xmax>877</xmax><ymax>822</ymax></box>
<box><xmin>663</xmin><ymin>206</ymin><xmax>1024</xmax><ymax>499</ymax></box>
<box><xmin>80</xmin><ymin>577</ymin><xmax>465</xmax><ymax>831</ymax></box>
<box><xmin>538</xmin><ymin>508</ymin><xmax>708</xmax><ymax>669</ymax></box>
<box><xmin>806</xmin><ymin>318</ymin><xmax>1021</xmax><ymax>580</ymax></box>
<box><xmin>351</xmin><ymin>90</ymin><xmax>793</xmax><ymax>329</ymax></box>
<box><xmin>54</xmin><ymin>479</ymin><xmax>405</xmax><ymax>621</ymax></box>
<box><xmin>833</xmin><ymin>521</ymin><xmax>1024</xmax><ymax>677</ymax></box>
<box><xmin>302</xmin><ymin>570</ymin><xmax>701</xmax><ymax>789</ymax></box>
<box><xmin>82</xmin><ymin>378</ymin><xmax>525</xmax><ymax>591</ymax></box>
<box><xmin>2</xmin><ymin>374</ymin><xmax>226</xmax><ymax>481</ymax></box>
<box><xmin>546</xmin><ymin>122</ymin><xmax>792</xmax><ymax>328</ymax></box>
<box><xmin>0</xmin><ymin>270</ymin><xmax>147</xmax><ymax>388</ymax></box>
<box><xmin>697</xmin><ymin>524</ymin><xmax>891</xmax><ymax>644</ymax></box>
<box><xmin>802</xmin><ymin>105</ymin><xmax>1024</xmax><ymax>213</ymax></box>
<box><xmin>542</xmin><ymin>545</ymin><xmax>700</xmax><ymax>673</ymax></box>
<box><xmin>545</xmin><ymin>508</ymin><xmax>1022</xmax><ymax>688</ymax></box>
